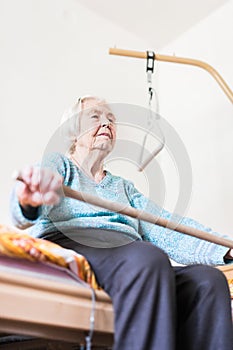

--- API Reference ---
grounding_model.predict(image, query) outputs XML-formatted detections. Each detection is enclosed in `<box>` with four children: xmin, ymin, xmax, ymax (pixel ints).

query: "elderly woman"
<box><xmin>11</xmin><ymin>96</ymin><xmax>233</xmax><ymax>350</ymax></box>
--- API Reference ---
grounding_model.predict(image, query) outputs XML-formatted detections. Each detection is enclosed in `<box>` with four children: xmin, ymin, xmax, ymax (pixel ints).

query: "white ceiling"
<box><xmin>76</xmin><ymin>0</ymin><xmax>229</xmax><ymax>48</ymax></box>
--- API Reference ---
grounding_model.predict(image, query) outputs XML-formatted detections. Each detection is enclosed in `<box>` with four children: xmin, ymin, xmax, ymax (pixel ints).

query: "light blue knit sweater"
<box><xmin>11</xmin><ymin>152</ymin><xmax>231</xmax><ymax>265</ymax></box>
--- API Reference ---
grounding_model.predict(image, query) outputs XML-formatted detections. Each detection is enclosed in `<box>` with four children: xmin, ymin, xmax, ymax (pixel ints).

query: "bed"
<box><xmin>0</xmin><ymin>229</ymin><xmax>232</xmax><ymax>349</ymax></box>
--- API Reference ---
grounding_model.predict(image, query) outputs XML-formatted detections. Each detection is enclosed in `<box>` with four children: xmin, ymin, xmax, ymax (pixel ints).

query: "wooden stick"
<box><xmin>15</xmin><ymin>174</ymin><xmax>233</xmax><ymax>249</ymax></box>
<box><xmin>109</xmin><ymin>48</ymin><xmax>233</xmax><ymax>104</ymax></box>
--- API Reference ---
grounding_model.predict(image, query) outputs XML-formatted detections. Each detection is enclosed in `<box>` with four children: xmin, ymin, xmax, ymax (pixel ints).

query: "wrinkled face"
<box><xmin>76</xmin><ymin>98</ymin><xmax>117</xmax><ymax>153</ymax></box>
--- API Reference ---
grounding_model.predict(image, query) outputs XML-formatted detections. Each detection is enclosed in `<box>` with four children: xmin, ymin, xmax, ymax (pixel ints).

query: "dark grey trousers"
<box><xmin>45</xmin><ymin>233</ymin><xmax>233</xmax><ymax>350</ymax></box>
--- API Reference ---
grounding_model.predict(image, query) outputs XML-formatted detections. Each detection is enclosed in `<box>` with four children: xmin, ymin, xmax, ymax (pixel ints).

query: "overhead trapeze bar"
<box><xmin>109</xmin><ymin>48</ymin><xmax>233</xmax><ymax>104</ymax></box>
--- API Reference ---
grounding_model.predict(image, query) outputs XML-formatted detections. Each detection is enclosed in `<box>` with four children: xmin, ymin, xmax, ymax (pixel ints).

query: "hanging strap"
<box><xmin>146</xmin><ymin>51</ymin><xmax>155</xmax><ymax>74</ymax></box>
<box><xmin>138</xmin><ymin>50</ymin><xmax>165</xmax><ymax>171</ymax></box>
<box><xmin>146</xmin><ymin>51</ymin><xmax>155</xmax><ymax>108</ymax></box>
<box><xmin>146</xmin><ymin>51</ymin><xmax>155</xmax><ymax>87</ymax></box>
<box><xmin>138</xmin><ymin>51</ymin><xmax>156</xmax><ymax>165</ymax></box>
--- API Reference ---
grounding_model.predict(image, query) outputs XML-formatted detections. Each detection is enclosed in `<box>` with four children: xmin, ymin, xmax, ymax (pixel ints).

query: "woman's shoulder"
<box><xmin>41</xmin><ymin>151</ymin><xmax>70</xmax><ymax>164</ymax></box>
<box><xmin>41</xmin><ymin>152</ymin><xmax>73</xmax><ymax>174</ymax></box>
<box><xmin>105</xmin><ymin>171</ymin><xmax>135</xmax><ymax>189</ymax></box>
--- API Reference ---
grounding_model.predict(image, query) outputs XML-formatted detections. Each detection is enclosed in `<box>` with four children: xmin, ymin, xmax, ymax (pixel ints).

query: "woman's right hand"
<box><xmin>16</xmin><ymin>166</ymin><xmax>63</xmax><ymax>208</ymax></box>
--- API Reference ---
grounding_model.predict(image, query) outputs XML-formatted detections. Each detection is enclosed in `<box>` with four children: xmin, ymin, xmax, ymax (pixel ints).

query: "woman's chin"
<box><xmin>93</xmin><ymin>140</ymin><xmax>113</xmax><ymax>152</ymax></box>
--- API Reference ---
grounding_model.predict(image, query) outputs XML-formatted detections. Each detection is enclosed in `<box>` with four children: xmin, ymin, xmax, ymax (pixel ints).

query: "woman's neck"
<box><xmin>71</xmin><ymin>147</ymin><xmax>106</xmax><ymax>183</ymax></box>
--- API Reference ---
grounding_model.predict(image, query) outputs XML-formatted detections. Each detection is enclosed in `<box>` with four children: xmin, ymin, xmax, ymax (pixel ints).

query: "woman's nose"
<box><xmin>100</xmin><ymin>117</ymin><xmax>110</xmax><ymax>127</ymax></box>
<box><xmin>102</xmin><ymin>122</ymin><xmax>110</xmax><ymax>127</ymax></box>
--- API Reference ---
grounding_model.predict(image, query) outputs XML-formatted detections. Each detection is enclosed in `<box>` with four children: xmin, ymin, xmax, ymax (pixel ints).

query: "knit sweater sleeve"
<box><xmin>125</xmin><ymin>180</ymin><xmax>231</xmax><ymax>265</ymax></box>
<box><xmin>10</xmin><ymin>153</ymin><xmax>67</xmax><ymax>229</ymax></box>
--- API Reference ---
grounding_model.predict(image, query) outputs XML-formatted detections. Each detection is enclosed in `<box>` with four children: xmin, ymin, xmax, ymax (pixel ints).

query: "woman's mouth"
<box><xmin>97</xmin><ymin>133</ymin><xmax>111</xmax><ymax>138</ymax></box>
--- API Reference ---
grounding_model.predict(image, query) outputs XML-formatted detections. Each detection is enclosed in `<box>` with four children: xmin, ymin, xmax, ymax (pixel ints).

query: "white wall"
<box><xmin>0</xmin><ymin>0</ymin><xmax>150</xmax><ymax>225</ymax></box>
<box><xmin>157</xmin><ymin>1</ymin><xmax>233</xmax><ymax>235</ymax></box>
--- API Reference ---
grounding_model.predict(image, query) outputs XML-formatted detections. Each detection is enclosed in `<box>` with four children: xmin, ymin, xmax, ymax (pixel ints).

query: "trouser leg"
<box><xmin>95</xmin><ymin>241</ymin><xmax>176</xmax><ymax>350</ymax></box>
<box><xmin>52</xmin><ymin>235</ymin><xmax>176</xmax><ymax>350</ymax></box>
<box><xmin>175</xmin><ymin>265</ymin><xmax>233</xmax><ymax>350</ymax></box>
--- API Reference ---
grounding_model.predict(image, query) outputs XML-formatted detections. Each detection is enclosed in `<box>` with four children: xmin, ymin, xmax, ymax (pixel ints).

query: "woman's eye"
<box><xmin>108</xmin><ymin>115</ymin><xmax>116</xmax><ymax>123</ymax></box>
<box><xmin>91</xmin><ymin>115</ymin><xmax>99</xmax><ymax>119</ymax></box>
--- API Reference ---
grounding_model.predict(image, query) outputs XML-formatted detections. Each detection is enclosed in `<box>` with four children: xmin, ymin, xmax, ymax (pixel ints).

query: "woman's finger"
<box><xmin>30</xmin><ymin>167</ymin><xmax>41</xmax><ymax>192</ymax></box>
<box><xmin>30</xmin><ymin>191</ymin><xmax>43</xmax><ymax>206</ymax></box>
<box><xmin>39</xmin><ymin>169</ymin><xmax>63</xmax><ymax>194</ymax></box>
<box><xmin>20</xmin><ymin>165</ymin><xmax>34</xmax><ymax>185</ymax></box>
<box><xmin>43</xmin><ymin>191</ymin><xmax>61</xmax><ymax>205</ymax></box>
<box><xmin>16</xmin><ymin>182</ymin><xmax>29</xmax><ymax>205</ymax></box>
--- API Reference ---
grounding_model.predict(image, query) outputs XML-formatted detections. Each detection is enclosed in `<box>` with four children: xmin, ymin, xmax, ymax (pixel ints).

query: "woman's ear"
<box><xmin>69</xmin><ymin>138</ymin><xmax>77</xmax><ymax>154</ymax></box>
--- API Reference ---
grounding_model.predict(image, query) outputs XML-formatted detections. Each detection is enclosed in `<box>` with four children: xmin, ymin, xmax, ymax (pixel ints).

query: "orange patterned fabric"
<box><xmin>227</xmin><ymin>279</ymin><xmax>233</xmax><ymax>299</ymax></box>
<box><xmin>0</xmin><ymin>225</ymin><xmax>100</xmax><ymax>290</ymax></box>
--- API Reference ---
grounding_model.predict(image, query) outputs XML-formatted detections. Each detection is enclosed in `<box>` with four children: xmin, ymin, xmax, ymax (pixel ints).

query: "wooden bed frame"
<box><xmin>0</xmin><ymin>256</ymin><xmax>114</xmax><ymax>348</ymax></box>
